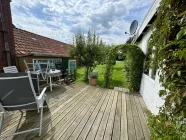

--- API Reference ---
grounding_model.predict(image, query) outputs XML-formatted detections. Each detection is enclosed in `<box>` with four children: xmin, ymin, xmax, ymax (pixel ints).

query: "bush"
<box><xmin>103</xmin><ymin>44</ymin><xmax>144</xmax><ymax>91</ymax></box>
<box><xmin>103</xmin><ymin>47</ymin><xmax>116</xmax><ymax>88</ymax></box>
<box><xmin>120</xmin><ymin>44</ymin><xmax>145</xmax><ymax>91</ymax></box>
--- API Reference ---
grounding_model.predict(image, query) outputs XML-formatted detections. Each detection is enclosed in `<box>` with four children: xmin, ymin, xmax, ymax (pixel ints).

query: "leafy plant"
<box><xmin>88</xmin><ymin>70</ymin><xmax>98</xmax><ymax>79</ymax></box>
<box><xmin>147</xmin><ymin>0</ymin><xmax>186</xmax><ymax>139</ymax></box>
<box><xmin>120</xmin><ymin>44</ymin><xmax>145</xmax><ymax>91</ymax></box>
<box><xmin>103</xmin><ymin>47</ymin><xmax>117</xmax><ymax>88</ymax></box>
<box><xmin>103</xmin><ymin>44</ymin><xmax>144</xmax><ymax>91</ymax></box>
<box><xmin>69</xmin><ymin>30</ymin><xmax>102</xmax><ymax>81</ymax></box>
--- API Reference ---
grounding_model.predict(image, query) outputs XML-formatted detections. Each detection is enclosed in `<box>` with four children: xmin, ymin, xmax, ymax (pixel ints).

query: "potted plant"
<box><xmin>88</xmin><ymin>70</ymin><xmax>98</xmax><ymax>86</ymax></box>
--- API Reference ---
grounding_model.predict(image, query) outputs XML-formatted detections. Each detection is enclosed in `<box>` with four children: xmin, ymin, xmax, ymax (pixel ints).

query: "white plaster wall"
<box><xmin>137</xmin><ymin>29</ymin><xmax>165</xmax><ymax>115</ymax></box>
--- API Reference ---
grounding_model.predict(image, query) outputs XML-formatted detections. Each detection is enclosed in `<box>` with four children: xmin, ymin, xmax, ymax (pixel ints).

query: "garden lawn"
<box><xmin>76</xmin><ymin>61</ymin><xmax>125</xmax><ymax>88</ymax></box>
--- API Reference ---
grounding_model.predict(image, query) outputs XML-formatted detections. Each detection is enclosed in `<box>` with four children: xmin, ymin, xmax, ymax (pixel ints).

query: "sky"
<box><xmin>11</xmin><ymin>0</ymin><xmax>154</xmax><ymax>45</ymax></box>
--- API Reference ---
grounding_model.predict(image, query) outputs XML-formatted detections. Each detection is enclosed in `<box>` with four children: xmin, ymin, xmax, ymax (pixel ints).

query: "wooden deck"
<box><xmin>1</xmin><ymin>83</ymin><xmax>150</xmax><ymax>140</ymax></box>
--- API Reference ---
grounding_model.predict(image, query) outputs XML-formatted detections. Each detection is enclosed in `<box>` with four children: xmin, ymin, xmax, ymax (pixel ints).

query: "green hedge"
<box><xmin>120</xmin><ymin>44</ymin><xmax>145</xmax><ymax>92</ymax></box>
<box><xmin>103</xmin><ymin>47</ymin><xmax>116</xmax><ymax>88</ymax></box>
<box><xmin>103</xmin><ymin>44</ymin><xmax>145</xmax><ymax>91</ymax></box>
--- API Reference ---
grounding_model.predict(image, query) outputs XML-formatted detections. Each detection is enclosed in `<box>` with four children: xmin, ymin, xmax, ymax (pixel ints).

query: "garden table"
<box><xmin>46</xmin><ymin>69</ymin><xmax>62</xmax><ymax>91</ymax></box>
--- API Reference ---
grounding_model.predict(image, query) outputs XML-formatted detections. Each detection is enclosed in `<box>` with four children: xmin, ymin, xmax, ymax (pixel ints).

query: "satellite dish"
<box><xmin>125</xmin><ymin>20</ymin><xmax>138</xmax><ymax>35</ymax></box>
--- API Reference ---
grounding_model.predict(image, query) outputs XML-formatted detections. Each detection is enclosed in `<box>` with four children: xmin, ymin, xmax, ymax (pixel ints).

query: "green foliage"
<box><xmin>103</xmin><ymin>44</ymin><xmax>144</xmax><ymax>90</ymax></box>
<box><xmin>96</xmin><ymin>40</ymin><xmax>111</xmax><ymax>65</ymax></box>
<box><xmin>69</xmin><ymin>30</ymin><xmax>102</xmax><ymax>81</ymax></box>
<box><xmin>119</xmin><ymin>44</ymin><xmax>145</xmax><ymax>91</ymax></box>
<box><xmin>76</xmin><ymin>61</ymin><xmax>125</xmax><ymax>88</ymax></box>
<box><xmin>147</xmin><ymin>0</ymin><xmax>186</xmax><ymax>139</ymax></box>
<box><xmin>88</xmin><ymin>70</ymin><xmax>98</xmax><ymax>79</ymax></box>
<box><xmin>103</xmin><ymin>47</ymin><xmax>117</xmax><ymax>88</ymax></box>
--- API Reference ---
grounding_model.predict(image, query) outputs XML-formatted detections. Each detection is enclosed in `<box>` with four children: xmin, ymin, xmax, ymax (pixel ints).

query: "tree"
<box><xmin>69</xmin><ymin>30</ymin><xmax>102</xmax><ymax>81</ymax></box>
<box><xmin>97</xmin><ymin>40</ymin><xmax>111</xmax><ymax>64</ymax></box>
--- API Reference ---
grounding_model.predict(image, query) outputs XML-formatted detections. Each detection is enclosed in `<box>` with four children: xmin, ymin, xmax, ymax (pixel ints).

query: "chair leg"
<box><xmin>16</xmin><ymin>111</ymin><xmax>24</xmax><ymax>131</ymax></box>
<box><xmin>39</xmin><ymin>107</ymin><xmax>43</xmax><ymax>136</ymax></box>
<box><xmin>0</xmin><ymin>112</ymin><xmax>5</xmax><ymax>135</ymax></box>
<box><xmin>49</xmin><ymin>76</ymin><xmax>52</xmax><ymax>91</ymax></box>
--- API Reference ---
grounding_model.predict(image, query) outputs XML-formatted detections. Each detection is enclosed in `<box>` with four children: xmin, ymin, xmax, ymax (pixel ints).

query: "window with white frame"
<box><xmin>33</xmin><ymin>59</ymin><xmax>62</xmax><ymax>71</ymax></box>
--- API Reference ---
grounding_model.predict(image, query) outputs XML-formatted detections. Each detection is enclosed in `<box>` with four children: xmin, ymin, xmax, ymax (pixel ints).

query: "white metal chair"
<box><xmin>24</xmin><ymin>60</ymin><xmax>50</xmax><ymax>93</ymax></box>
<box><xmin>23</xmin><ymin>60</ymin><xmax>35</xmax><ymax>72</ymax></box>
<box><xmin>37</xmin><ymin>62</ymin><xmax>50</xmax><ymax>80</ymax></box>
<box><xmin>3</xmin><ymin>66</ymin><xmax>18</xmax><ymax>73</ymax></box>
<box><xmin>0</xmin><ymin>71</ymin><xmax>47</xmax><ymax>138</ymax></box>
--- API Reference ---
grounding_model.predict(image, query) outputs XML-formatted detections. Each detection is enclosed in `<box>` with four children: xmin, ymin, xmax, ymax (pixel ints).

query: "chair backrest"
<box><xmin>0</xmin><ymin>72</ymin><xmax>38</xmax><ymax>111</ymax></box>
<box><xmin>3</xmin><ymin>66</ymin><xmax>18</xmax><ymax>73</ymax></box>
<box><xmin>24</xmin><ymin>60</ymin><xmax>35</xmax><ymax>72</ymax></box>
<box><xmin>37</xmin><ymin>62</ymin><xmax>50</xmax><ymax>79</ymax></box>
<box><xmin>23</xmin><ymin>60</ymin><xmax>40</xmax><ymax>94</ymax></box>
<box><xmin>31</xmin><ymin>73</ymin><xmax>40</xmax><ymax>95</ymax></box>
<box><xmin>55</xmin><ymin>63</ymin><xmax>63</xmax><ymax>71</ymax></box>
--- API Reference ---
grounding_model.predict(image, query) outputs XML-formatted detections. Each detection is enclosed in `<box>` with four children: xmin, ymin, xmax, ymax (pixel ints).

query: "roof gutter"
<box><xmin>132</xmin><ymin>0</ymin><xmax>161</xmax><ymax>43</ymax></box>
<box><xmin>17</xmin><ymin>53</ymin><xmax>67</xmax><ymax>58</ymax></box>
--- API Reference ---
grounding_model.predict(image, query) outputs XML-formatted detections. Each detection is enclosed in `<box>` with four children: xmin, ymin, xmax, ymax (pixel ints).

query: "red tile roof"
<box><xmin>13</xmin><ymin>27</ymin><xmax>72</xmax><ymax>57</ymax></box>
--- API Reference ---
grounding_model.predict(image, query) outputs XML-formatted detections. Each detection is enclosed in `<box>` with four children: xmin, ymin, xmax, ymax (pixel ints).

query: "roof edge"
<box><xmin>13</xmin><ymin>26</ymin><xmax>71</xmax><ymax>46</ymax></box>
<box><xmin>133</xmin><ymin>0</ymin><xmax>161</xmax><ymax>43</ymax></box>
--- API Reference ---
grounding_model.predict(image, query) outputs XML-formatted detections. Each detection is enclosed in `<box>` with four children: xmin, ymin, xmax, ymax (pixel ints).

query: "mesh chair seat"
<box><xmin>0</xmin><ymin>71</ymin><xmax>47</xmax><ymax>138</ymax></box>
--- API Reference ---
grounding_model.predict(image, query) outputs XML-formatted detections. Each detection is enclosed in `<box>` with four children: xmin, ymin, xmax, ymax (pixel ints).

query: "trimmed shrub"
<box><xmin>120</xmin><ymin>44</ymin><xmax>145</xmax><ymax>91</ymax></box>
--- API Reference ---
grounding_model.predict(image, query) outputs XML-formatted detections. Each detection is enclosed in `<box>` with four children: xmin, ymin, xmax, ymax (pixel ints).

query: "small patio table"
<box><xmin>46</xmin><ymin>69</ymin><xmax>62</xmax><ymax>91</ymax></box>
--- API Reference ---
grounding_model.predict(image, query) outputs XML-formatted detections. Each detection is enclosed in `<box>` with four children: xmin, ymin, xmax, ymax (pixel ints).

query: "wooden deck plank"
<box><xmin>40</xmin><ymin>87</ymin><xmax>101</xmax><ymax>140</ymax></box>
<box><xmin>133</xmin><ymin>94</ymin><xmax>150</xmax><ymax>140</ymax></box>
<box><xmin>138</xmin><ymin>96</ymin><xmax>149</xmax><ymax>122</ymax></box>
<box><xmin>3</xmin><ymin>83</ymin><xmax>83</xmax><ymax>125</ymax></box>
<box><xmin>85</xmin><ymin>90</ymin><xmax>112</xmax><ymax>140</ymax></box>
<box><xmin>47</xmin><ymin>84</ymin><xmax>86</xmax><ymax>108</ymax></box>
<box><xmin>2</xmin><ymin>85</ymin><xmax>88</xmax><ymax>139</ymax></box>
<box><xmin>94</xmin><ymin>90</ymin><xmax>115</xmax><ymax>140</ymax></box>
<box><xmin>67</xmin><ymin>89</ymin><xmax>109</xmax><ymax>140</ymax></box>
<box><xmin>2</xmin><ymin>84</ymin><xmax>86</xmax><ymax>137</ymax></box>
<box><xmin>0</xmin><ymin>84</ymin><xmax>150</xmax><ymax>140</ymax></box>
<box><xmin>26</xmin><ymin>86</ymin><xmax>96</xmax><ymax>140</ymax></box>
<box><xmin>77</xmin><ymin>90</ymin><xmax>114</xmax><ymax>140</ymax></box>
<box><xmin>130</xmin><ymin>94</ymin><xmax>144</xmax><ymax>140</ymax></box>
<box><xmin>112</xmin><ymin>91</ymin><xmax>122</xmax><ymax>140</ymax></box>
<box><xmin>120</xmin><ymin>92</ymin><xmax>128</xmax><ymax>140</ymax></box>
<box><xmin>126</xmin><ymin>93</ymin><xmax>136</xmax><ymax>140</ymax></box>
<box><xmin>47</xmin><ymin>88</ymin><xmax>103</xmax><ymax>140</ymax></box>
<box><xmin>59</xmin><ymin>89</ymin><xmax>108</xmax><ymax>140</ymax></box>
<box><xmin>2</xmin><ymin>84</ymin><xmax>86</xmax><ymax>135</ymax></box>
<box><xmin>102</xmin><ymin>91</ymin><xmax>118</xmax><ymax>140</ymax></box>
<box><xmin>4</xmin><ymin>85</ymin><xmax>92</xmax><ymax>140</ymax></box>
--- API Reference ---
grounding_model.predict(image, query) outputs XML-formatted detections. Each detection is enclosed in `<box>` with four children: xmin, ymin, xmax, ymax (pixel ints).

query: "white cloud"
<box><xmin>11</xmin><ymin>0</ymin><xmax>153</xmax><ymax>45</ymax></box>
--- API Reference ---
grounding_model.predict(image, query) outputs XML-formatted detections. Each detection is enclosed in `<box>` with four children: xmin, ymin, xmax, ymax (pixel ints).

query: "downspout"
<box><xmin>0</xmin><ymin>0</ymin><xmax>11</xmax><ymax>66</ymax></box>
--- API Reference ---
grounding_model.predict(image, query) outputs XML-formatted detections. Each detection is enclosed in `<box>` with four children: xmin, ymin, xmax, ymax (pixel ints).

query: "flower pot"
<box><xmin>89</xmin><ymin>78</ymin><xmax>97</xmax><ymax>86</ymax></box>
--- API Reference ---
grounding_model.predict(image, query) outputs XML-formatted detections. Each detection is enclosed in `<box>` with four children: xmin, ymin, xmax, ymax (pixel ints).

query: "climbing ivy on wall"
<box><xmin>147</xmin><ymin>0</ymin><xmax>186</xmax><ymax>139</ymax></box>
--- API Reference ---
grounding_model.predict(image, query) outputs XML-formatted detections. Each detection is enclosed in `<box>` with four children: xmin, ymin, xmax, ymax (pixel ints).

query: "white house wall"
<box><xmin>137</xmin><ymin>28</ymin><xmax>164</xmax><ymax>115</ymax></box>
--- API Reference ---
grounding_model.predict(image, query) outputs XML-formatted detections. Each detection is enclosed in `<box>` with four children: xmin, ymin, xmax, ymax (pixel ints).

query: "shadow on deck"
<box><xmin>1</xmin><ymin>83</ymin><xmax>150</xmax><ymax>140</ymax></box>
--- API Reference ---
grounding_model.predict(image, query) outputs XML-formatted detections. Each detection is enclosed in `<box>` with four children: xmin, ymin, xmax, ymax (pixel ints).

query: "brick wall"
<box><xmin>0</xmin><ymin>0</ymin><xmax>15</xmax><ymax>72</ymax></box>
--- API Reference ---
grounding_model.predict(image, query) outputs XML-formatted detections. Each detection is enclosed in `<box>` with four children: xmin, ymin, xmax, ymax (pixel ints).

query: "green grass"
<box><xmin>76</xmin><ymin>61</ymin><xmax>125</xmax><ymax>88</ymax></box>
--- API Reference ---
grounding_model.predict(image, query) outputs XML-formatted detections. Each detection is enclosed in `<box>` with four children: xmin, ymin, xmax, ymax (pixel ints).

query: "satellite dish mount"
<box><xmin>125</xmin><ymin>20</ymin><xmax>138</xmax><ymax>35</ymax></box>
